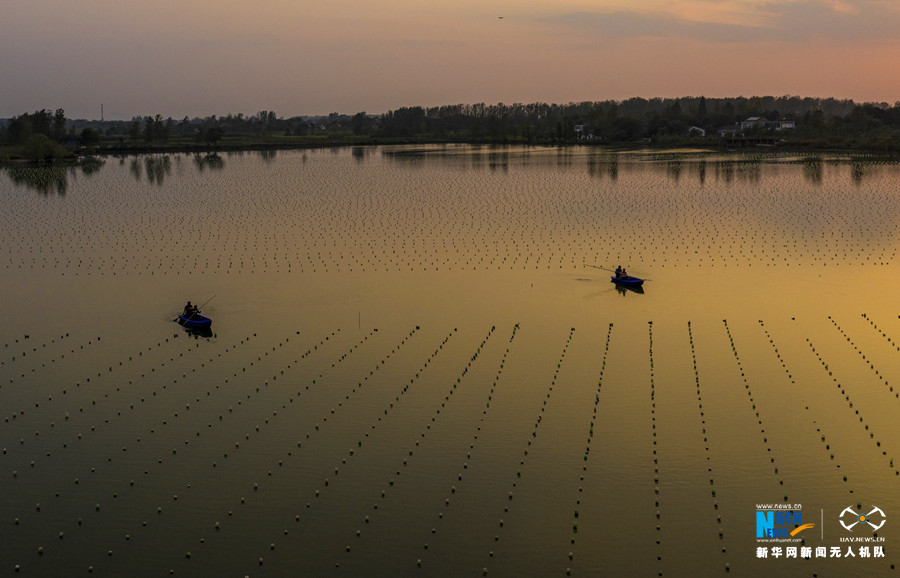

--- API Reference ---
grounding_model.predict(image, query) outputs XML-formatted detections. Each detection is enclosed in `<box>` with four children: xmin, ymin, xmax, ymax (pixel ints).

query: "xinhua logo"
<box><xmin>839</xmin><ymin>506</ymin><xmax>886</xmax><ymax>532</ymax></box>
<box><xmin>756</xmin><ymin>510</ymin><xmax>813</xmax><ymax>538</ymax></box>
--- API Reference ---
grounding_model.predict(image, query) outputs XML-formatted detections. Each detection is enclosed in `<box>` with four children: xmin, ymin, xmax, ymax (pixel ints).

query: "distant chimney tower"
<box><xmin>101</xmin><ymin>104</ymin><xmax>104</xmax><ymax>122</ymax></box>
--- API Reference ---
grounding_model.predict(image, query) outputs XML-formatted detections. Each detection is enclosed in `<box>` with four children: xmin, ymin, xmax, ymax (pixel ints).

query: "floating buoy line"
<box><xmin>481</xmin><ymin>327</ymin><xmax>574</xmax><ymax>575</ymax></box>
<box><xmin>836</xmin><ymin>314</ymin><xmax>899</xmax><ymax>399</ymax></box>
<box><xmin>326</xmin><ymin>326</ymin><xmax>495</xmax><ymax>571</ymax></box>
<box><xmin>565</xmin><ymin>322</ymin><xmax>612</xmax><ymax>575</ymax></box>
<box><xmin>647</xmin><ymin>321</ymin><xmax>664</xmax><ymax>574</ymax></box>
<box><xmin>144</xmin><ymin>323</ymin><xmax>435</xmax><ymax>572</ymax></box>
<box><xmin>117</xmin><ymin>327</ymin><xmax>343</xmax><ymax>569</ymax></box>
<box><xmin>686</xmin><ymin>321</ymin><xmax>729</xmax><ymax>572</ymax></box>
<box><xmin>409</xmin><ymin>323</ymin><xmax>517</xmax><ymax>572</ymax></box>
<box><xmin>185</xmin><ymin>325</ymin><xmax>432</xmax><ymax>573</ymax></box>
<box><xmin>722</xmin><ymin>320</ymin><xmax>789</xmax><ymax>495</ymax></box>
<box><xmin>4</xmin><ymin>327</ymin><xmax>342</xmax><ymax>573</ymax></box>
<box><xmin>807</xmin><ymin>319</ymin><xmax>898</xmax><ymax>478</ymax></box>
<box><xmin>3</xmin><ymin>331</ymin><xmax>240</xmax><ymax>482</ymax></box>
<box><xmin>1</xmin><ymin>334</ymin><xmax>100</xmax><ymax>402</ymax></box>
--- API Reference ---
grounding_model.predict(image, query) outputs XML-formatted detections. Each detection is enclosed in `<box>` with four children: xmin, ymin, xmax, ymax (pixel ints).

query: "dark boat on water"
<box><xmin>177</xmin><ymin>313</ymin><xmax>212</xmax><ymax>329</ymax></box>
<box><xmin>610</xmin><ymin>275</ymin><xmax>644</xmax><ymax>287</ymax></box>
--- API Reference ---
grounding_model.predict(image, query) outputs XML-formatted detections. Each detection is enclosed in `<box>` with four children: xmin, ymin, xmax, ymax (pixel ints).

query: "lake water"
<box><xmin>1</xmin><ymin>145</ymin><xmax>898</xmax><ymax>576</ymax></box>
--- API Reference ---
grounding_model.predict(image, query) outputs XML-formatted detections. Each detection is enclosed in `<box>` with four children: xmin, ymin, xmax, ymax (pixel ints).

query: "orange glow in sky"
<box><xmin>2</xmin><ymin>0</ymin><xmax>898</xmax><ymax>119</ymax></box>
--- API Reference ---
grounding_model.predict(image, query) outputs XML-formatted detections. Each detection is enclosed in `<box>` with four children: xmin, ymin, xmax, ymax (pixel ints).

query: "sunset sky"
<box><xmin>2</xmin><ymin>0</ymin><xmax>899</xmax><ymax>120</ymax></box>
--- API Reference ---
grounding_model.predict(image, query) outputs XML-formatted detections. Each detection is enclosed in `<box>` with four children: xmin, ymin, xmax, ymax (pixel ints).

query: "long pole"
<box><xmin>197</xmin><ymin>294</ymin><xmax>216</xmax><ymax>310</ymax></box>
<box><xmin>585</xmin><ymin>264</ymin><xmax>616</xmax><ymax>273</ymax></box>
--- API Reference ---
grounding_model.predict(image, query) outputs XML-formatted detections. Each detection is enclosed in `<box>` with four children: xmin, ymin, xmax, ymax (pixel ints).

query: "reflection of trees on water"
<box><xmin>145</xmin><ymin>155</ymin><xmax>171</xmax><ymax>185</ymax></box>
<box><xmin>587</xmin><ymin>153</ymin><xmax>618</xmax><ymax>180</ymax></box>
<box><xmin>351</xmin><ymin>146</ymin><xmax>372</xmax><ymax>162</ymax></box>
<box><xmin>4</xmin><ymin>166</ymin><xmax>69</xmax><ymax>195</ymax></box>
<box><xmin>714</xmin><ymin>160</ymin><xmax>761</xmax><ymax>184</ymax></box>
<box><xmin>666</xmin><ymin>161</ymin><xmax>682</xmax><ymax>182</ymax></box>
<box><xmin>556</xmin><ymin>148</ymin><xmax>573</xmax><ymax>168</ymax></box>
<box><xmin>3</xmin><ymin>158</ymin><xmax>106</xmax><ymax>196</ymax></box>
<box><xmin>193</xmin><ymin>153</ymin><xmax>225</xmax><ymax>172</ymax></box>
<box><xmin>129</xmin><ymin>155</ymin><xmax>172</xmax><ymax>185</ymax></box>
<box><xmin>129</xmin><ymin>157</ymin><xmax>141</xmax><ymax>181</ymax></box>
<box><xmin>802</xmin><ymin>158</ymin><xmax>824</xmax><ymax>184</ymax></box>
<box><xmin>715</xmin><ymin>162</ymin><xmax>734</xmax><ymax>183</ymax></box>
<box><xmin>606</xmin><ymin>155</ymin><xmax>618</xmax><ymax>180</ymax></box>
<box><xmin>470</xmin><ymin>149</ymin><xmax>484</xmax><ymax>170</ymax></box>
<box><xmin>258</xmin><ymin>149</ymin><xmax>277</xmax><ymax>163</ymax></box>
<box><xmin>669</xmin><ymin>160</ymin><xmax>706</xmax><ymax>185</ymax></box>
<box><xmin>80</xmin><ymin>157</ymin><xmax>104</xmax><ymax>176</ymax></box>
<box><xmin>488</xmin><ymin>152</ymin><xmax>509</xmax><ymax>172</ymax></box>
<box><xmin>851</xmin><ymin>162</ymin><xmax>865</xmax><ymax>185</ymax></box>
<box><xmin>380</xmin><ymin>147</ymin><xmax>900</xmax><ymax>188</ymax></box>
<box><xmin>739</xmin><ymin>162</ymin><xmax>761</xmax><ymax>183</ymax></box>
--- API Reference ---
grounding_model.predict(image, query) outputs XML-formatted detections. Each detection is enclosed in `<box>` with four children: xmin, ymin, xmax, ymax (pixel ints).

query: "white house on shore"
<box><xmin>687</xmin><ymin>126</ymin><xmax>706</xmax><ymax>137</ymax></box>
<box><xmin>574</xmin><ymin>124</ymin><xmax>596</xmax><ymax>140</ymax></box>
<box><xmin>718</xmin><ymin>116</ymin><xmax>796</xmax><ymax>137</ymax></box>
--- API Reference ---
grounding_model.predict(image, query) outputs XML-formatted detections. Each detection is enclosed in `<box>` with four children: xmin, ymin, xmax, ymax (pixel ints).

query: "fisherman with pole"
<box><xmin>180</xmin><ymin>295</ymin><xmax>215</xmax><ymax>321</ymax></box>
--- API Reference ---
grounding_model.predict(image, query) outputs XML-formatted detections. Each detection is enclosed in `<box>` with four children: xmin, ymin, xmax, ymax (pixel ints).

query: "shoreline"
<box><xmin>3</xmin><ymin>139</ymin><xmax>900</xmax><ymax>166</ymax></box>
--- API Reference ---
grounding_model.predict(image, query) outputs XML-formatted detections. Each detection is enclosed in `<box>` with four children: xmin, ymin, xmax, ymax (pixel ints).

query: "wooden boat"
<box><xmin>610</xmin><ymin>275</ymin><xmax>644</xmax><ymax>287</ymax></box>
<box><xmin>177</xmin><ymin>313</ymin><xmax>212</xmax><ymax>329</ymax></box>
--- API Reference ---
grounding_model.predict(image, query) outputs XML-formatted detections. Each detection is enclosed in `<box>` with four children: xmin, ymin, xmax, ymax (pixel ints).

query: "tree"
<box><xmin>29</xmin><ymin>110</ymin><xmax>53</xmax><ymax>137</ymax></box>
<box><xmin>292</xmin><ymin>120</ymin><xmax>310</xmax><ymax>136</ymax></box>
<box><xmin>52</xmin><ymin>108</ymin><xmax>67</xmax><ymax>142</ymax></box>
<box><xmin>164</xmin><ymin>117</ymin><xmax>174</xmax><ymax>143</ymax></box>
<box><xmin>697</xmin><ymin>96</ymin><xmax>708</xmax><ymax>119</ymax></box>
<box><xmin>6</xmin><ymin>116</ymin><xmax>33</xmax><ymax>145</ymax></box>
<box><xmin>128</xmin><ymin>121</ymin><xmax>142</xmax><ymax>141</ymax></box>
<box><xmin>380</xmin><ymin>107</ymin><xmax>425</xmax><ymax>137</ymax></box>
<box><xmin>205</xmin><ymin>127</ymin><xmax>224</xmax><ymax>145</ymax></box>
<box><xmin>143</xmin><ymin>114</ymin><xmax>166</xmax><ymax>143</ymax></box>
<box><xmin>352</xmin><ymin>112</ymin><xmax>371</xmax><ymax>135</ymax></box>
<box><xmin>24</xmin><ymin>134</ymin><xmax>59</xmax><ymax>161</ymax></box>
<box><xmin>80</xmin><ymin>128</ymin><xmax>101</xmax><ymax>146</ymax></box>
<box><xmin>611</xmin><ymin>116</ymin><xmax>644</xmax><ymax>141</ymax></box>
<box><xmin>666</xmin><ymin>100</ymin><xmax>682</xmax><ymax>120</ymax></box>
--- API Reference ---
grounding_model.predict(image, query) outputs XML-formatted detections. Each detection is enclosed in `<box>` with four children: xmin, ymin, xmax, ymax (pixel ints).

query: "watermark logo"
<box><xmin>756</xmin><ymin>507</ymin><xmax>813</xmax><ymax>539</ymax></box>
<box><xmin>753</xmin><ymin>502</ymin><xmax>888</xmax><ymax>561</ymax></box>
<box><xmin>839</xmin><ymin>506</ymin><xmax>886</xmax><ymax>532</ymax></box>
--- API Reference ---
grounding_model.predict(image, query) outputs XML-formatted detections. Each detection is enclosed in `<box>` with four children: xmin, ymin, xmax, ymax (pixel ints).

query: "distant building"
<box><xmin>740</xmin><ymin>116</ymin><xmax>796</xmax><ymax>132</ymax></box>
<box><xmin>687</xmin><ymin>126</ymin><xmax>706</xmax><ymax>137</ymax></box>
<box><xmin>771</xmin><ymin>118</ymin><xmax>795</xmax><ymax>130</ymax></box>
<box><xmin>720</xmin><ymin>117</ymin><xmax>796</xmax><ymax>137</ymax></box>
<box><xmin>574</xmin><ymin>124</ymin><xmax>595</xmax><ymax>140</ymax></box>
<box><xmin>717</xmin><ymin>125</ymin><xmax>739</xmax><ymax>138</ymax></box>
<box><xmin>740</xmin><ymin>116</ymin><xmax>766</xmax><ymax>131</ymax></box>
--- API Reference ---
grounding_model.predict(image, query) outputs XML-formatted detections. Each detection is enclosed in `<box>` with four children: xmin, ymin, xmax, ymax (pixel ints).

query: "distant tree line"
<box><xmin>1</xmin><ymin>109</ymin><xmax>71</xmax><ymax>160</ymax></box>
<box><xmin>4</xmin><ymin>97</ymin><xmax>900</xmax><ymax>158</ymax></box>
<box><xmin>374</xmin><ymin>96</ymin><xmax>900</xmax><ymax>149</ymax></box>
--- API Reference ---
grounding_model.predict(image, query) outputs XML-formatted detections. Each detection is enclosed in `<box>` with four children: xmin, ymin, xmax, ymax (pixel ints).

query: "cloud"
<box><xmin>769</xmin><ymin>0</ymin><xmax>899</xmax><ymax>41</ymax></box>
<box><xmin>543</xmin><ymin>1</ymin><xmax>900</xmax><ymax>44</ymax></box>
<box><xmin>544</xmin><ymin>10</ymin><xmax>762</xmax><ymax>43</ymax></box>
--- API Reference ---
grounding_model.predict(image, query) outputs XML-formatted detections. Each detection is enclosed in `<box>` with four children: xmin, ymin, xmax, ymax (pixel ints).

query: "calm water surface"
<box><xmin>1</xmin><ymin>146</ymin><xmax>898</xmax><ymax>576</ymax></box>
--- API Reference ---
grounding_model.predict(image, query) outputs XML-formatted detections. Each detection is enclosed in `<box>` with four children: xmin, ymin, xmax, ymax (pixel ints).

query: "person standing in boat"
<box><xmin>183</xmin><ymin>301</ymin><xmax>194</xmax><ymax>317</ymax></box>
<box><xmin>615</xmin><ymin>265</ymin><xmax>625</xmax><ymax>278</ymax></box>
